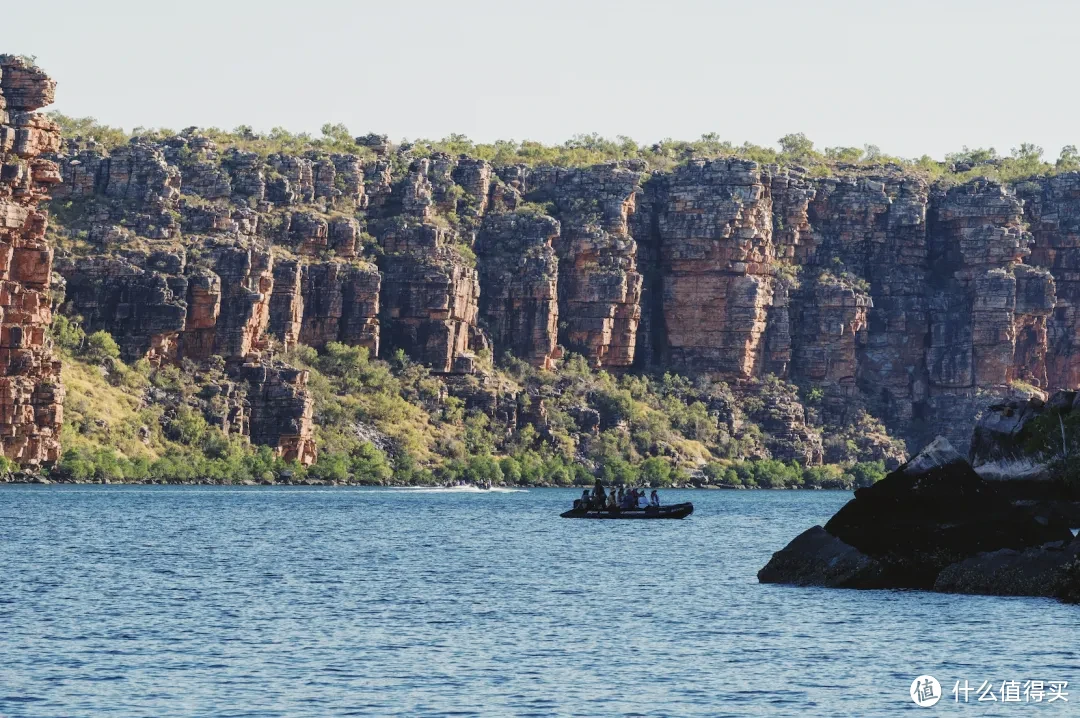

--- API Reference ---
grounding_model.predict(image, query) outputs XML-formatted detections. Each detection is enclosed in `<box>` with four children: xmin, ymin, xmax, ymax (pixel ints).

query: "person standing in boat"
<box><xmin>606</xmin><ymin>488</ymin><xmax>617</xmax><ymax>511</ymax></box>
<box><xmin>591</xmin><ymin>479</ymin><xmax>606</xmax><ymax>509</ymax></box>
<box><xmin>650</xmin><ymin>489</ymin><xmax>660</xmax><ymax>507</ymax></box>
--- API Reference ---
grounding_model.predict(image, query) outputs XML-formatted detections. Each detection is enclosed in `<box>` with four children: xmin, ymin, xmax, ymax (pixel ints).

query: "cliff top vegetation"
<box><xmin>46</xmin><ymin>114</ymin><xmax>1080</xmax><ymax>185</ymax></box>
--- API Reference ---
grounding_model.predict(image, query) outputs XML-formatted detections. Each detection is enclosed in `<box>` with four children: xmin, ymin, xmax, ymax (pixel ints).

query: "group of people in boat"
<box><xmin>573</xmin><ymin>479</ymin><xmax>661</xmax><ymax>512</ymax></box>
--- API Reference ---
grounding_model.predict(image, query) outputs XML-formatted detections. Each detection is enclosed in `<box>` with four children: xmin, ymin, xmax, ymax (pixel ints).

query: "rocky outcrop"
<box><xmin>0</xmin><ymin>56</ymin><xmax>64</xmax><ymax>465</ymax></box>
<box><xmin>933</xmin><ymin>539</ymin><xmax>1080</xmax><ymax>597</ymax></box>
<box><xmin>47</xmin><ymin>130</ymin><xmax>318</xmax><ymax>462</ymax></box>
<box><xmin>790</xmin><ymin>272</ymin><xmax>870</xmax><ymax>397</ymax></box>
<box><xmin>1017</xmin><ymin>174</ymin><xmax>1080</xmax><ymax>390</ymax></box>
<box><xmin>268</xmin><ymin>258</ymin><xmax>303</xmax><ymax>351</ymax></box>
<box><xmin>741</xmin><ymin>378</ymin><xmax>823</xmax><ymax>464</ymax></box>
<box><xmin>376</xmin><ymin>158</ymin><xmax>485</xmax><ymax>373</ymax></box>
<box><xmin>966</xmin><ymin>391</ymin><xmax>1080</xmax><ymax>516</ymax></box>
<box><xmin>378</xmin><ymin>221</ymin><xmax>482</xmax><ymax>373</ymax></box>
<box><xmin>927</xmin><ymin>182</ymin><xmax>1052</xmax><ymax>387</ymax></box>
<box><xmin>757</xmin><ymin>526</ymin><xmax>885</xmax><ymax>588</ymax></box>
<box><xmin>180</xmin><ymin>243</ymin><xmax>272</xmax><ymax>362</ymax></box>
<box><xmin>55</xmin><ymin>250</ymin><xmax>188</xmax><ymax>363</ymax></box>
<box><xmin>43</xmin><ymin>52</ymin><xmax>1080</xmax><ymax>473</ymax></box>
<box><xmin>795</xmin><ymin>174</ymin><xmax>930</xmax><ymax>440</ymax></box>
<box><xmin>760</xmin><ymin>437</ymin><xmax>1075</xmax><ymax>597</ymax></box>
<box><xmin>822</xmin><ymin>437</ymin><xmax>1070</xmax><ymax>587</ymax></box>
<box><xmin>235</xmin><ymin>362</ymin><xmax>316</xmax><ymax>465</ymax></box>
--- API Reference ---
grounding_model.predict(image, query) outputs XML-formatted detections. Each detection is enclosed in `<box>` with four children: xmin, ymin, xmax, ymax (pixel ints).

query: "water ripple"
<box><xmin>0</xmin><ymin>486</ymin><xmax>1075</xmax><ymax>716</ymax></box>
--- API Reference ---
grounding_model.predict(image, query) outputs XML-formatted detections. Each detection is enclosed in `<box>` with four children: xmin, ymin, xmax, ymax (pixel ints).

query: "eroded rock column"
<box><xmin>659</xmin><ymin>159</ymin><xmax>776</xmax><ymax>376</ymax></box>
<box><xmin>377</xmin><ymin>159</ymin><xmax>484</xmax><ymax>373</ymax></box>
<box><xmin>475</xmin><ymin>210</ymin><xmax>560</xmax><ymax>368</ymax></box>
<box><xmin>522</xmin><ymin>164</ymin><xmax>644</xmax><ymax>368</ymax></box>
<box><xmin>0</xmin><ymin>56</ymin><xmax>64</xmax><ymax>465</ymax></box>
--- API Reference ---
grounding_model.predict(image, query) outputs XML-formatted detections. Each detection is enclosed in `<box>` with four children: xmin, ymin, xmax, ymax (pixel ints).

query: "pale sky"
<box><xmin>2</xmin><ymin>0</ymin><xmax>1076</xmax><ymax>160</ymax></box>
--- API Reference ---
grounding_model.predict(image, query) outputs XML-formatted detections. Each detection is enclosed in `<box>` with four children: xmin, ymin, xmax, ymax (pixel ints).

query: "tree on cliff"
<box><xmin>778</xmin><ymin>133</ymin><xmax>817</xmax><ymax>162</ymax></box>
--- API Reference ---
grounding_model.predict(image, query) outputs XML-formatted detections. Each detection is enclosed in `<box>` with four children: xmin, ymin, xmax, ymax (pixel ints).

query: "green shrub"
<box><xmin>50</xmin><ymin>314</ymin><xmax>86</xmax><ymax>354</ymax></box>
<box><xmin>802</xmin><ymin>464</ymin><xmax>848</xmax><ymax>489</ymax></box>
<box><xmin>844</xmin><ymin>460</ymin><xmax>888</xmax><ymax>488</ymax></box>
<box><xmin>592</xmin><ymin>388</ymin><xmax>635</xmax><ymax>426</ymax></box>
<box><xmin>733</xmin><ymin>459</ymin><xmax>804</xmax><ymax>489</ymax></box>
<box><xmin>350</xmin><ymin>443</ymin><xmax>393</xmax><ymax>484</ymax></box>
<box><xmin>639</xmin><ymin>456</ymin><xmax>674</xmax><ymax>487</ymax></box>
<box><xmin>165</xmin><ymin>406</ymin><xmax>208</xmax><ymax>445</ymax></box>
<box><xmin>600</xmin><ymin>457</ymin><xmax>639</xmax><ymax>485</ymax></box>
<box><xmin>84</xmin><ymin>331</ymin><xmax>121</xmax><ymax>363</ymax></box>
<box><xmin>308</xmin><ymin>452</ymin><xmax>350</xmax><ymax>483</ymax></box>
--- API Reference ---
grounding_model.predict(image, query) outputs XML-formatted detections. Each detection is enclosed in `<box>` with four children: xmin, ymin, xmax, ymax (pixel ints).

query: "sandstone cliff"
<box><xmin>51</xmin><ymin>130</ymin><xmax>319</xmax><ymax>465</ymax></box>
<box><xmin>32</xmin><ymin>60</ymin><xmax>1080</xmax><ymax>470</ymax></box>
<box><xmin>475</xmin><ymin>210</ymin><xmax>559</xmax><ymax>369</ymax></box>
<box><xmin>0</xmin><ymin>56</ymin><xmax>63</xmax><ymax>465</ymax></box>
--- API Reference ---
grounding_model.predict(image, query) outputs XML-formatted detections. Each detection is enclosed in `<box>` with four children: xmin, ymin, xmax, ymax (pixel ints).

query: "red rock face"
<box><xmin>659</xmin><ymin>159</ymin><xmax>777</xmax><ymax>376</ymax></box>
<box><xmin>785</xmin><ymin>173</ymin><xmax>930</xmax><ymax>437</ymax></box>
<box><xmin>379</xmin><ymin>227</ymin><xmax>482</xmax><ymax>374</ymax></box>
<box><xmin>524</xmin><ymin>164</ymin><xmax>644</xmax><ymax>368</ymax></box>
<box><xmin>236</xmin><ymin>363</ymin><xmax>316</xmax><ymax>466</ymax></box>
<box><xmin>374</xmin><ymin>158</ymin><xmax>486</xmax><ymax>374</ymax></box>
<box><xmin>792</xmin><ymin>276</ymin><xmax>871</xmax><ymax>394</ymax></box>
<box><xmin>0</xmin><ymin>56</ymin><xmax>63</xmax><ymax>466</ymax></box>
<box><xmin>268</xmin><ymin>258</ymin><xmax>304</xmax><ymax>351</ymax></box>
<box><xmin>55</xmin><ymin>250</ymin><xmax>188</xmax><ymax>363</ymax></box>
<box><xmin>928</xmin><ymin>182</ymin><xmax>1037</xmax><ymax>388</ymax></box>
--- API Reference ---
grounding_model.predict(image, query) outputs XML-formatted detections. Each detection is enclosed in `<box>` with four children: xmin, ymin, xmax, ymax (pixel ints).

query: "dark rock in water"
<box><xmin>823</xmin><ymin>437</ymin><xmax>1073</xmax><ymax>588</ymax></box>
<box><xmin>757</xmin><ymin>526</ymin><xmax>885</xmax><ymax>588</ymax></box>
<box><xmin>1013</xmin><ymin>499</ymin><xmax>1080</xmax><ymax>529</ymax></box>
<box><xmin>934</xmin><ymin>539</ymin><xmax>1080</xmax><ymax>597</ymax></box>
<box><xmin>1055</xmin><ymin>559</ymin><xmax>1080</xmax><ymax>603</ymax></box>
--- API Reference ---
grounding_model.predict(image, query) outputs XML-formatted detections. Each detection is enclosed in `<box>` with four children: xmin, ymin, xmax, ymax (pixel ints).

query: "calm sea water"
<box><xmin>0</xmin><ymin>486</ymin><xmax>1075</xmax><ymax>717</ymax></box>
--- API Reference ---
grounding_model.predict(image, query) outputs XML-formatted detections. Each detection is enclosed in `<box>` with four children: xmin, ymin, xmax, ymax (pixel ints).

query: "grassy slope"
<box><xmin>47</xmin><ymin>329</ymin><xmax>894</xmax><ymax>489</ymax></box>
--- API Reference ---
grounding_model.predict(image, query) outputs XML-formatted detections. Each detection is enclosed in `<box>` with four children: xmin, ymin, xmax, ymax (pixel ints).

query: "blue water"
<box><xmin>0</xmin><ymin>487</ymin><xmax>1075</xmax><ymax>717</ymax></box>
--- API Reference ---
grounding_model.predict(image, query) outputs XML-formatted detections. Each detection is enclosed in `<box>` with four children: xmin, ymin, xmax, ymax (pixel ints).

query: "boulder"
<box><xmin>1054</xmin><ymin>559</ymin><xmax>1080</xmax><ymax>603</ymax></box>
<box><xmin>821</xmin><ymin>437</ymin><xmax>1073</xmax><ymax>588</ymax></box>
<box><xmin>934</xmin><ymin>539</ymin><xmax>1079</xmax><ymax>597</ymax></box>
<box><xmin>757</xmin><ymin>526</ymin><xmax>885</xmax><ymax>588</ymax></box>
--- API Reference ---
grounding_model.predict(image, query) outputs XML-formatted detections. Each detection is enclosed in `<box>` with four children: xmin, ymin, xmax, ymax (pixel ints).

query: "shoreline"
<box><xmin>0</xmin><ymin>477</ymin><xmax>841</xmax><ymax>490</ymax></box>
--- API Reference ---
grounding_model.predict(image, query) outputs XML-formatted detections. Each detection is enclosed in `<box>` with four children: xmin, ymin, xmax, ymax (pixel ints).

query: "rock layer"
<box><xmin>659</xmin><ymin>159</ymin><xmax>777</xmax><ymax>376</ymax></box>
<box><xmin>297</xmin><ymin>261</ymin><xmax>380</xmax><ymax>353</ymax></box>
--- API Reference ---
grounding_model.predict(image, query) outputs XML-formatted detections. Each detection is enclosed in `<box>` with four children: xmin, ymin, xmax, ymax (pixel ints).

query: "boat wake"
<box><xmin>386</xmin><ymin>486</ymin><xmax>528</xmax><ymax>494</ymax></box>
